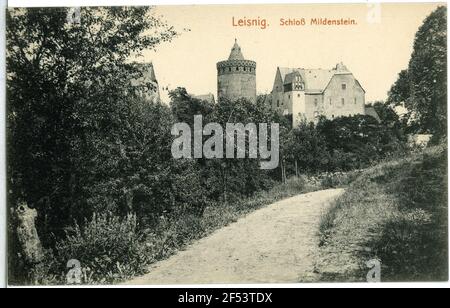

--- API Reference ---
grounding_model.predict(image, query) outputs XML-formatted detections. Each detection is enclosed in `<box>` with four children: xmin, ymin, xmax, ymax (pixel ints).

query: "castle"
<box><xmin>217</xmin><ymin>39</ymin><xmax>257</xmax><ymax>103</ymax></box>
<box><xmin>135</xmin><ymin>41</ymin><xmax>371</xmax><ymax>127</ymax></box>
<box><xmin>269</xmin><ymin>63</ymin><xmax>366</xmax><ymax>127</ymax></box>
<box><xmin>216</xmin><ymin>41</ymin><xmax>367</xmax><ymax>126</ymax></box>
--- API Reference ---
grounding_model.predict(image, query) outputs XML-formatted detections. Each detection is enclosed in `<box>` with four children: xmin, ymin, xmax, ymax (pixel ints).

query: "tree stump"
<box><xmin>16</xmin><ymin>203</ymin><xmax>45</xmax><ymax>266</ymax></box>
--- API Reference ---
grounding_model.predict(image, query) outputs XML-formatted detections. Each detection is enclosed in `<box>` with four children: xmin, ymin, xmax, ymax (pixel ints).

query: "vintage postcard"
<box><xmin>4</xmin><ymin>2</ymin><xmax>448</xmax><ymax>289</ymax></box>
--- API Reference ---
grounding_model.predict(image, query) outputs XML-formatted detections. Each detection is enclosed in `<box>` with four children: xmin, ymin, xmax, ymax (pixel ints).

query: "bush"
<box><xmin>319</xmin><ymin>170</ymin><xmax>363</xmax><ymax>189</ymax></box>
<box><xmin>315</xmin><ymin>145</ymin><xmax>448</xmax><ymax>282</ymax></box>
<box><xmin>54</xmin><ymin>212</ymin><xmax>150</xmax><ymax>284</ymax></box>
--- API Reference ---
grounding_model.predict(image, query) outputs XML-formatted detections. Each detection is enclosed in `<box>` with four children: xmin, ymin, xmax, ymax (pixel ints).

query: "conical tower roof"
<box><xmin>228</xmin><ymin>39</ymin><xmax>245</xmax><ymax>60</ymax></box>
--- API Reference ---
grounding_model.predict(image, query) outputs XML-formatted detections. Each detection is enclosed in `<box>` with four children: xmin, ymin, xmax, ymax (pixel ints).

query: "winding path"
<box><xmin>125</xmin><ymin>188</ymin><xmax>345</xmax><ymax>285</ymax></box>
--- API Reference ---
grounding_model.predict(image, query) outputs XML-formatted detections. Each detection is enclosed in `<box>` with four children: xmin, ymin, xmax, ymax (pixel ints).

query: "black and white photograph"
<box><xmin>1</xmin><ymin>0</ymin><xmax>449</xmax><ymax>290</ymax></box>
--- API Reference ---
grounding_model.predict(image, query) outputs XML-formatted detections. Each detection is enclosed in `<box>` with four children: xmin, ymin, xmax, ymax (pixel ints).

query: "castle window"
<box><xmin>236</xmin><ymin>67</ymin><xmax>239</xmax><ymax>71</ymax></box>
<box><xmin>329</xmin><ymin>98</ymin><xmax>332</xmax><ymax>105</ymax></box>
<box><xmin>354</xmin><ymin>98</ymin><xmax>357</xmax><ymax>104</ymax></box>
<box><xmin>314</xmin><ymin>98</ymin><xmax>318</xmax><ymax>107</ymax></box>
<box><xmin>277</xmin><ymin>100</ymin><xmax>280</xmax><ymax>107</ymax></box>
<box><xmin>342</xmin><ymin>84</ymin><xmax>347</xmax><ymax>90</ymax></box>
<box><xmin>342</xmin><ymin>98</ymin><xmax>345</xmax><ymax>106</ymax></box>
<box><xmin>298</xmin><ymin>94</ymin><xmax>301</xmax><ymax>98</ymax></box>
<box><xmin>244</xmin><ymin>67</ymin><xmax>246</xmax><ymax>71</ymax></box>
<box><xmin>229</xmin><ymin>67</ymin><xmax>232</xmax><ymax>72</ymax></box>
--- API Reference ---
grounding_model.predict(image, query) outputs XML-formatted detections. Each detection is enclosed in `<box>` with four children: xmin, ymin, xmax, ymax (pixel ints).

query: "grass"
<box><xmin>142</xmin><ymin>175</ymin><xmax>336</xmax><ymax>269</ymax></box>
<box><xmin>28</xmin><ymin>172</ymin><xmax>355</xmax><ymax>285</ymax></box>
<box><xmin>315</xmin><ymin>145</ymin><xmax>448</xmax><ymax>282</ymax></box>
<box><xmin>10</xmin><ymin>166</ymin><xmax>363</xmax><ymax>285</ymax></box>
<box><xmin>116</xmin><ymin>171</ymin><xmax>361</xmax><ymax>284</ymax></box>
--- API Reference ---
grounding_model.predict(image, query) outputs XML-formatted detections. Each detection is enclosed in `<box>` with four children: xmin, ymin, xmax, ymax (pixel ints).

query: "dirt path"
<box><xmin>125</xmin><ymin>188</ymin><xmax>345</xmax><ymax>285</ymax></box>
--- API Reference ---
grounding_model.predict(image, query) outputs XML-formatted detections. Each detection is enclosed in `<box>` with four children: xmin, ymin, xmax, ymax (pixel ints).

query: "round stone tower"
<box><xmin>217</xmin><ymin>40</ymin><xmax>256</xmax><ymax>103</ymax></box>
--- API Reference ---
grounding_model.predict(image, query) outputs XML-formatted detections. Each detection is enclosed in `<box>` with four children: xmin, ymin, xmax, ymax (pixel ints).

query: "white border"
<box><xmin>6</xmin><ymin>0</ymin><xmax>448</xmax><ymax>7</ymax></box>
<box><xmin>2</xmin><ymin>0</ymin><xmax>450</xmax><ymax>289</ymax></box>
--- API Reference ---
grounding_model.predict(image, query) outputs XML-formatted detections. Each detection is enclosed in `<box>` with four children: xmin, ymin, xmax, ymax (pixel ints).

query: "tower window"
<box><xmin>298</xmin><ymin>94</ymin><xmax>301</xmax><ymax>98</ymax></box>
<box><xmin>342</xmin><ymin>84</ymin><xmax>347</xmax><ymax>90</ymax></box>
<box><xmin>342</xmin><ymin>98</ymin><xmax>345</xmax><ymax>106</ymax></box>
<box><xmin>244</xmin><ymin>67</ymin><xmax>246</xmax><ymax>71</ymax></box>
<box><xmin>229</xmin><ymin>67</ymin><xmax>232</xmax><ymax>72</ymax></box>
<box><xmin>329</xmin><ymin>98</ymin><xmax>332</xmax><ymax>105</ymax></box>
<box><xmin>277</xmin><ymin>100</ymin><xmax>280</xmax><ymax>107</ymax></box>
<box><xmin>354</xmin><ymin>98</ymin><xmax>357</xmax><ymax>104</ymax></box>
<box><xmin>236</xmin><ymin>67</ymin><xmax>239</xmax><ymax>71</ymax></box>
<box><xmin>314</xmin><ymin>98</ymin><xmax>318</xmax><ymax>107</ymax></box>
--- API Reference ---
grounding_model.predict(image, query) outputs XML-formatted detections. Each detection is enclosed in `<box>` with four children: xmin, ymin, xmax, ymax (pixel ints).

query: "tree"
<box><xmin>317</xmin><ymin>115</ymin><xmax>405</xmax><ymax>170</ymax></box>
<box><xmin>169</xmin><ymin>87</ymin><xmax>214</xmax><ymax>124</ymax></box>
<box><xmin>387</xmin><ymin>70</ymin><xmax>410</xmax><ymax>108</ymax></box>
<box><xmin>7</xmin><ymin>7</ymin><xmax>177</xmax><ymax>242</ymax></box>
<box><xmin>388</xmin><ymin>6</ymin><xmax>447</xmax><ymax>140</ymax></box>
<box><xmin>285</xmin><ymin>121</ymin><xmax>329</xmax><ymax>174</ymax></box>
<box><xmin>370</xmin><ymin>101</ymin><xmax>407</xmax><ymax>140</ymax></box>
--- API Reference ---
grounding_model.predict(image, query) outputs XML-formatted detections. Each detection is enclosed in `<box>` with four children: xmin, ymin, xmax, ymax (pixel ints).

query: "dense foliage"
<box><xmin>6</xmin><ymin>7</ymin><xmax>179</xmax><ymax>283</ymax></box>
<box><xmin>388</xmin><ymin>6</ymin><xmax>447</xmax><ymax>140</ymax></box>
<box><xmin>7</xmin><ymin>6</ymin><xmax>443</xmax><ymax>285</ymax></box>
<box><xmin>317</xmin><ymin>145</ymin><xmax>447</xmax><ymax>282</ymax></box>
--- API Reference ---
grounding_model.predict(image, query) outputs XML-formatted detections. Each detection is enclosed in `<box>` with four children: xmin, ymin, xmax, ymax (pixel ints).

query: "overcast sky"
<box><xmin>142</xmin><ymin>3</ymin><xmax>444</xmax><ymax>103</ymax></box>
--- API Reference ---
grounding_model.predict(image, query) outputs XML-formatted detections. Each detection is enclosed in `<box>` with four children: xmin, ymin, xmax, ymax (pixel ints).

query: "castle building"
<box><xmin>269</xmin><ymin>63</ymin><xmax>366</xmax><ymax>127</ymax></box>
<box><xmin>217</xmin><ymin>40</ymin><xmax>257</xmax><ymax>103</ymax></box>
<box><xmin>193</xmin><ymin>93</ymin><xmax>216</xmax><ymax>105</ymax></box>
<box><xmin>130</xmin><ymin>62</ymin><xmax>160</xmax><ymax>103</ymax></box>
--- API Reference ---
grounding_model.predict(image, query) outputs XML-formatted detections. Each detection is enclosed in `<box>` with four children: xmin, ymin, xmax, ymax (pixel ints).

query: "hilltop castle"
<box><xmin>133</xmin><ymin>41</ymin><xmax>372</xmax><ymax>127</ymax></box>
<box><xmin>269</xmin><ymin>63</ymin><xmax>367</xmax><ymax>127</ymax></box>
<box><xmin>217</xmin><ymin>40</ymin><xmax>257</xmax><ymax>103</ymax></box>
<box><xmin>216</xmin><ymin>41</ymin><xmax>368</xmax><ymax>127</ymax></box>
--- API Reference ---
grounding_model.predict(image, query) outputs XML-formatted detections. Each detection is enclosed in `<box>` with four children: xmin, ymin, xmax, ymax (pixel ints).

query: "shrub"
<box><xmin>54</xmin><ymin>212</ymin><xmax>150</xmax><ymax>284</ymax></box>
<box><xmin>316</xmin><ymin>146</ymin><xmax>448</xmax><ymax>282</ymax></box>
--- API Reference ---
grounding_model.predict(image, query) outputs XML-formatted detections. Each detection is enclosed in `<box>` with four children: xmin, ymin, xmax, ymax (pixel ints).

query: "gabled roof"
<box><xmin>194</xmin><ymin>93</ymin><xmax>216</xmax><ymax>104</ymax></box>
<box><xmin>365</xmin><ymin>106</ymin><xmax>381</xmax><ymax>123</ymax></box>
<box><xmin>277</xmin><ymin>63</ymin><xmax>356</xmax><ymax>94</ymax></box>
<box><xmin>278</xmin><ymin>67</ymin><xmax>295</xmax><ymax>83</ymax></box>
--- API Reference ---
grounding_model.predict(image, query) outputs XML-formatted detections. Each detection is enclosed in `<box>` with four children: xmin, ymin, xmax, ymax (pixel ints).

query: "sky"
<box><xmin>141</xmin><ymin>3</ymin><xmax>444</xmax><ymax>103</ymax></box>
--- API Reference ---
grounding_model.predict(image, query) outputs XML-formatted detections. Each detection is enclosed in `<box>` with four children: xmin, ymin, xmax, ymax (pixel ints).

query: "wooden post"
<box><xmin>222</xmin><ymin>164</ymin><xmax>228</xmax><ymax>204</ymax></box>
<box><xmin>281</xmin><ymin>159</ymin><xmax>287</xmax><ymax>184</ymax></box>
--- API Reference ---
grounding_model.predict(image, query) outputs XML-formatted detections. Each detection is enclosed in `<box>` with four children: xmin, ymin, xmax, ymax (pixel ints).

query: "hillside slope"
<box><xmin>315</xmin><ymin>145</ymin><xmax>448</xmax><ymax>282</ymax></box>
